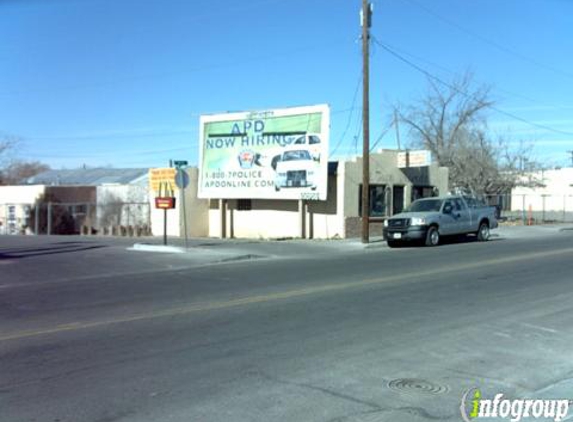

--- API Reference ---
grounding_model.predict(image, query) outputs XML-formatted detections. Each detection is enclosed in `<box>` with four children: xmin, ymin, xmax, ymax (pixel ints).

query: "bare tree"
<box><xmin>398</xmin><ymin>72</ymin><xmax>533</xmax><ymax>195</ymax></box>
<box><xmin>1</xmin><ymin>160</ymin><xmax>50</xmax><ymax>185</ymax></box>
<box><xmin>0</xmin><ymin>134</ymin><xmax>18</xmax><ymax>166</ymax></box>
<box><xmin>0</xmin><ymin>133</ymin><xmax>50</xmax><ymax>185</ymax></box>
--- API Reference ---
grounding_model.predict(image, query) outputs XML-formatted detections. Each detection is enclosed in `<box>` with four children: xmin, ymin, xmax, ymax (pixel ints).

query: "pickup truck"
<box><xmin>383</xmin><ymin>195</ymin><xmax>498</xmax><ymax>247</ymax></box>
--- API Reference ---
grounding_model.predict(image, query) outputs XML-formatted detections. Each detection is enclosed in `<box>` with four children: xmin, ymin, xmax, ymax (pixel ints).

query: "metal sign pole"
<box><xmin>179</xmin><ymin>170</ymin><xmax>189</xmax><ymax>249</ymax></box>
<box><xmin>163</xmin><ymin>208</ymin><xmax>168</xmax><ymax>246</ymax></box>
<box><xmin>173</xmin><ymin>162</ymin><xmax>189</xmax><ymax>249</ymax></box>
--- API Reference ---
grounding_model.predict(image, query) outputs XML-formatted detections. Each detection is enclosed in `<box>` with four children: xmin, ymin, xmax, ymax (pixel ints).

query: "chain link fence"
<box><xmin>1</xmin><ymin>201</ymin><xmax>152</xmax><ymax>236</ymax></box>
<box><xmin>483</xmin><ymin>193</ymin><xmax>573</xmax><ymax>224</ymax></box>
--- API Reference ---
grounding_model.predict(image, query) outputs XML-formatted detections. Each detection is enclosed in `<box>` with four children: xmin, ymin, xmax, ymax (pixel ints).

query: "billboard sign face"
<box><xmin>198</xmin><ymin>104</ymin><xmax>329</xmax><ymax>200</ymax></box>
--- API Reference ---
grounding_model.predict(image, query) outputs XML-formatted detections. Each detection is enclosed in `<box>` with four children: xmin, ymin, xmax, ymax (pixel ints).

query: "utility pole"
<box><xmin>361</xmin><ymin>0</ymin><xmax>372</xmax><ymax>243</ymax></box>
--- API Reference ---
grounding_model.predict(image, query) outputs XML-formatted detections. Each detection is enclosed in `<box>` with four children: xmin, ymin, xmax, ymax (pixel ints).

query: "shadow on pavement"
<box><xmin>0</xmin><ymin>243</ymin><xmax>108</xmax><ymax>260</ymax></box>
<box><xmin>389</xmin><ymin>234</ymin><xmax>505</xmax><ymax>248</ymax></box>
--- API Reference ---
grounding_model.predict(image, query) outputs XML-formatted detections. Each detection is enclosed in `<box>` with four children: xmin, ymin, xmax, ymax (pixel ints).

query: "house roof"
<box><xmin>22</xmin><ymin>168</ymin><xmax>149</xmax><ymax>186</ymax></box>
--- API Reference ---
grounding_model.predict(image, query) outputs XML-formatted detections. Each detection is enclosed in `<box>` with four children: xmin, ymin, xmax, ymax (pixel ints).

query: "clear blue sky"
<box><xmin>1</xmin><ymin>0</ymin><xmax>572</xmax><ymax>169</ymax></box>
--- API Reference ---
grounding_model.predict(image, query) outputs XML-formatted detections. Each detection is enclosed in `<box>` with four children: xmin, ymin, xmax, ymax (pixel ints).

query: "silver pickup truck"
<box><xmin>383</xmin><ymin>195</ymin><xmax>498</xmax><ymax>247</ymax></box>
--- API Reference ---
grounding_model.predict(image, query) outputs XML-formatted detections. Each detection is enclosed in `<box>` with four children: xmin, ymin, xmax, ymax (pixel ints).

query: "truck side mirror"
<box><xmin>443</xmin><ymin>204</ymin><xmax>453</xmax><ymax>214</ymax></box>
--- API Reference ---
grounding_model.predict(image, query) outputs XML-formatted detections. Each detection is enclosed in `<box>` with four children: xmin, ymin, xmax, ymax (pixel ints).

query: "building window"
<box><xmin>237</xmin><ymin>199</ymin><xmax>252</xmax><ymax>211</ymax></box>
<box><xmin>412</xmin><ymin>186</ymin><xmax>437</xmax><ymax>202</ymax></box>
<box><xmin>70</xmin><ymin>204</ymin><xmax>87</xmax><ymax>215</ymax></box>
<box><xmin>358</xmin><ymin>185</ymin><xmax>388</xmax><ymax>217</ymax></box>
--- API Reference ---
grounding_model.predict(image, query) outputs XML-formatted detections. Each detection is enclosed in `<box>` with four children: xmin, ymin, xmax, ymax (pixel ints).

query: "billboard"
<box><xmin>198</xmin><ymin>104</ymin><xmax>329</xmax><ymax>200</ymax></box>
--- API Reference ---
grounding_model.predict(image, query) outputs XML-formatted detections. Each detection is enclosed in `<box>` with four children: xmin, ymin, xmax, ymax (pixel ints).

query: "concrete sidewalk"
<box><xmin>130</xmin><ymin>223</ymin><xmax>573</xmax><ymax>257</ymax></box>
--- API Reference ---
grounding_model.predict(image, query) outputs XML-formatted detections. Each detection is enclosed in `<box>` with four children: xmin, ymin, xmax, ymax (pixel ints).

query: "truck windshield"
<box><xmin>408</xmin><ymin>199</ymin><xmax>444</xmax><ymax>212</ymax></box>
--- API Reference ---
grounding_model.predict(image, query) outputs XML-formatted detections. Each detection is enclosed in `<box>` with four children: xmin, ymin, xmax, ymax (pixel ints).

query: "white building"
<box><xmin>0</xmin><ymin>168</ymin><xmax>150</xmax><ymax>235</ymax></box>
<box><xmin>511</xmin><ymin>168</ymin><xmax>573</xmax><ymax>222</ymax></box>
<box><xmin>0</xmin><ymin>185</ymin><xmax>45</xmax><ymax>234</ymax></box>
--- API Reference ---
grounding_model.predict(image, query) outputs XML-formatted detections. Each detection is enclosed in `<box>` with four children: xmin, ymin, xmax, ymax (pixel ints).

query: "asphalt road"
<box><xmin>1</xmin><ymin>231</ymin><xmax>573</xmax><ymax>422</ymax></box>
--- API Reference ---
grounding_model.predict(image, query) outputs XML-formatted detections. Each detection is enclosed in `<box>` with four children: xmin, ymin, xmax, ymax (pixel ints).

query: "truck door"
<box><xmin>440</xmin><ymin>199</ymin><xmax>458</xmax><ymax>235</ymax></box>
<box><xmin>453</xmin><ymin>198</ymin><xmax>471</xmax><ymax>233</ymax></box>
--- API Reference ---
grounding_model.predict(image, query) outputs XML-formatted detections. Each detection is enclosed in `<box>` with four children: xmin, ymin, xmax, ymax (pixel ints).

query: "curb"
<box><xmin>364</xmin><ymin>241</ymin><xmax>388</xmax><ymax>249</ymax></box>
<box><xmin>130</xmin><ymin>243</ymin><xmax>186</xmax><ymax>253</ymax></box>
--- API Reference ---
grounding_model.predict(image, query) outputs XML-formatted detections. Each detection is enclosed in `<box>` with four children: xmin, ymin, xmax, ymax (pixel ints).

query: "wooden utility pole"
<box><xmin>361</xmin><ymin>0</ymin><xmax>372</xmax><ymax>243</ymax></box>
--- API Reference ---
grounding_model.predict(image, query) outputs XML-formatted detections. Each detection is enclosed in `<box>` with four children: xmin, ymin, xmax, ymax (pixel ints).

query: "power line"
<box><xmin>400</xmin><ymin>0</ymin><xmax>573</xmax><ymax>81</ymax></box>
<box><xmin>377</xmin><ymin>40</ymin><xmax>573</xmax><ymax>113</ymax></box>
<box><xmin>370</xmin><ymin>119</ymin><xmax>394</xmax><ymax>151</ymax></box>
<box><xmin>0</xmin><ymin>39</ymin><xmax>350</xmax><ymax>97</ymax></box>
<box><xmin>330</xmin><ymin>74</ymin><xmax>361</xmax><ymax>158</ymax></box>
<box><xmin>23</xmin><ymin>146</ymin><xmax>194</xmax><ymax>159</ymax></box>
<box><xmin>374</xmin><ymin>39</ymin><xmax>573</xmax><ymax>138</ymax></box>
<box><xmin>24</xmin><ymin>129</ymin><xmax>196</xmax><ymax>142</ymax></box>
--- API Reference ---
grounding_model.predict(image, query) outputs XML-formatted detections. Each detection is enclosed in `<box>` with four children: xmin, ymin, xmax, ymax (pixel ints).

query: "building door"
<box><xmin>393</xmin><ymin>186</ymin><xmax>404</xmax><ymax>215</ymax></box>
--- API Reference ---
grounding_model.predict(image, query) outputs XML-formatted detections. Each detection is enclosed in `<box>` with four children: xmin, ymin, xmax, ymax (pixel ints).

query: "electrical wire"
<box><xmin>400</xmin><ymin>0</ymin><xmax>573</xmax><ymax>80</ymax></box>
<box><xmin>330</xmin><ymin>75</ymin><xmax>362</xmax><ymax>158</ymax></box>
<box><xmin>22</xmin><ymin>146</ymin><xmax>194</xmax><ymax>159</ymax></box>
<box><xmin>377</xmin><ymin>40</ymin><xmax>573</xmax><ymax>113</ymax></box>
<box><xmin>25</xmin><ymin>129</ymin><xmax>196</xmax><ymax>141</ymax></box>
<box><xmin>370</xmin><ymin>119</ymin><xmax>394</xmax><ymax>152</ymax></box>
<box><xmin>374</xmin><ymin>38</ymin><xmax>573</xmax><ymax>138</ymax></box>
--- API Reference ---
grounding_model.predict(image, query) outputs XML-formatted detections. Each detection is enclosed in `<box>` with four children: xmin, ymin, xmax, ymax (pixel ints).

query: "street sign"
<box><xmin>155</xmin><ymin>197</ymin><xmax>176</xmax><ymax>209</ymax></box>
<box><xmin>173</xmin><ymin>160</ymin><xmax>188</xmax><ymax>168</ymax></box>
<box><xmin>175</xmin><ymin>169</ymin><xmax>190</xmax><ymax>189</ymax></box>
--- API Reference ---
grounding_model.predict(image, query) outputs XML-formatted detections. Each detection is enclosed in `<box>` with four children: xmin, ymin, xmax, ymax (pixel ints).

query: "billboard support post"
<box><xmin>220</xmin><ymin>199</ymin><xmax>227</xmax><ymax>239</ymax></box>
<box><xmin>299</xmin><ymin>199</ymin><xmax>306</xmax><ymax>239</ymax></box>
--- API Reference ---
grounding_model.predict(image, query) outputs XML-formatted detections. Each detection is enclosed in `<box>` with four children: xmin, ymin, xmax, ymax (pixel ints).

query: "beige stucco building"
<box><xmin>192</xmin><ymin>149</ymin><xmax>449</xmax><ymax>239</ymax></box>
<box><xmin>1</xmin><ymin>151</ymin><xmax>448</xmax><ymax>239</ymax></box>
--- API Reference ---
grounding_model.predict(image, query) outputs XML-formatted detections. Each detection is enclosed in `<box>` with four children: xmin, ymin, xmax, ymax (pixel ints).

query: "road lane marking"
<box><xmin>521</xmin><ymin>322</ymin><xmax>559</xmax><ymax>334</ymax></box>
<box><xmin>1</xmin><ymin>246</ymin><xmax>572</xmax><ymax>343</ymax></box>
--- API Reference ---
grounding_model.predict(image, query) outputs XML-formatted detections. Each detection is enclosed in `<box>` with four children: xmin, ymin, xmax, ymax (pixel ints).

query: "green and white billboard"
<box><xmin>198</xmin><ymin>104</ymin><xmax>329</xmax><ymax>200</ymax></box>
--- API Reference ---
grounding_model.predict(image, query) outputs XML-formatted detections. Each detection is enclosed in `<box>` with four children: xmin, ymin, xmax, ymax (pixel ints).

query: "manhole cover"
<box><xmin>388</xmin><ymin>378</ymin><xmax>449</xmax><ymax>395</ymax></box>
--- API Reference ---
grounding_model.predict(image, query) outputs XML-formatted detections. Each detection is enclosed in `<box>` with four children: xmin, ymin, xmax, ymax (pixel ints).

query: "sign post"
<box><xmin>155</xmin><ymin>182</ymin><xmax>176</xmax><ymax>245</ymax></box>
<box><xmin>174</xmin><ymin>161</ymin><xmax>189</xmax><ymax>249</ymax></box>
<box><xmin>150</xmin><ymin>167</ymin><xmax>178</xmax><ymax>245</ymax></box>
<box><xmin>163</xmin><ymin>208</ymin><xmax>167</xmax><ymax>245</ymax></box>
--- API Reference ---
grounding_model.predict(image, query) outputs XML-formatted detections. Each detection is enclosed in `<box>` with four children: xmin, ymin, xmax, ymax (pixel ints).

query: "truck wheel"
<box><xmin>477</xmin><ymin>221</ymin><xmax>490</xmax><ymax>241</ymax></box>
<box><xmin>425</xmin><ymin>226</ymin><xmax>440</xmax><ymax>246</ymax></box>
